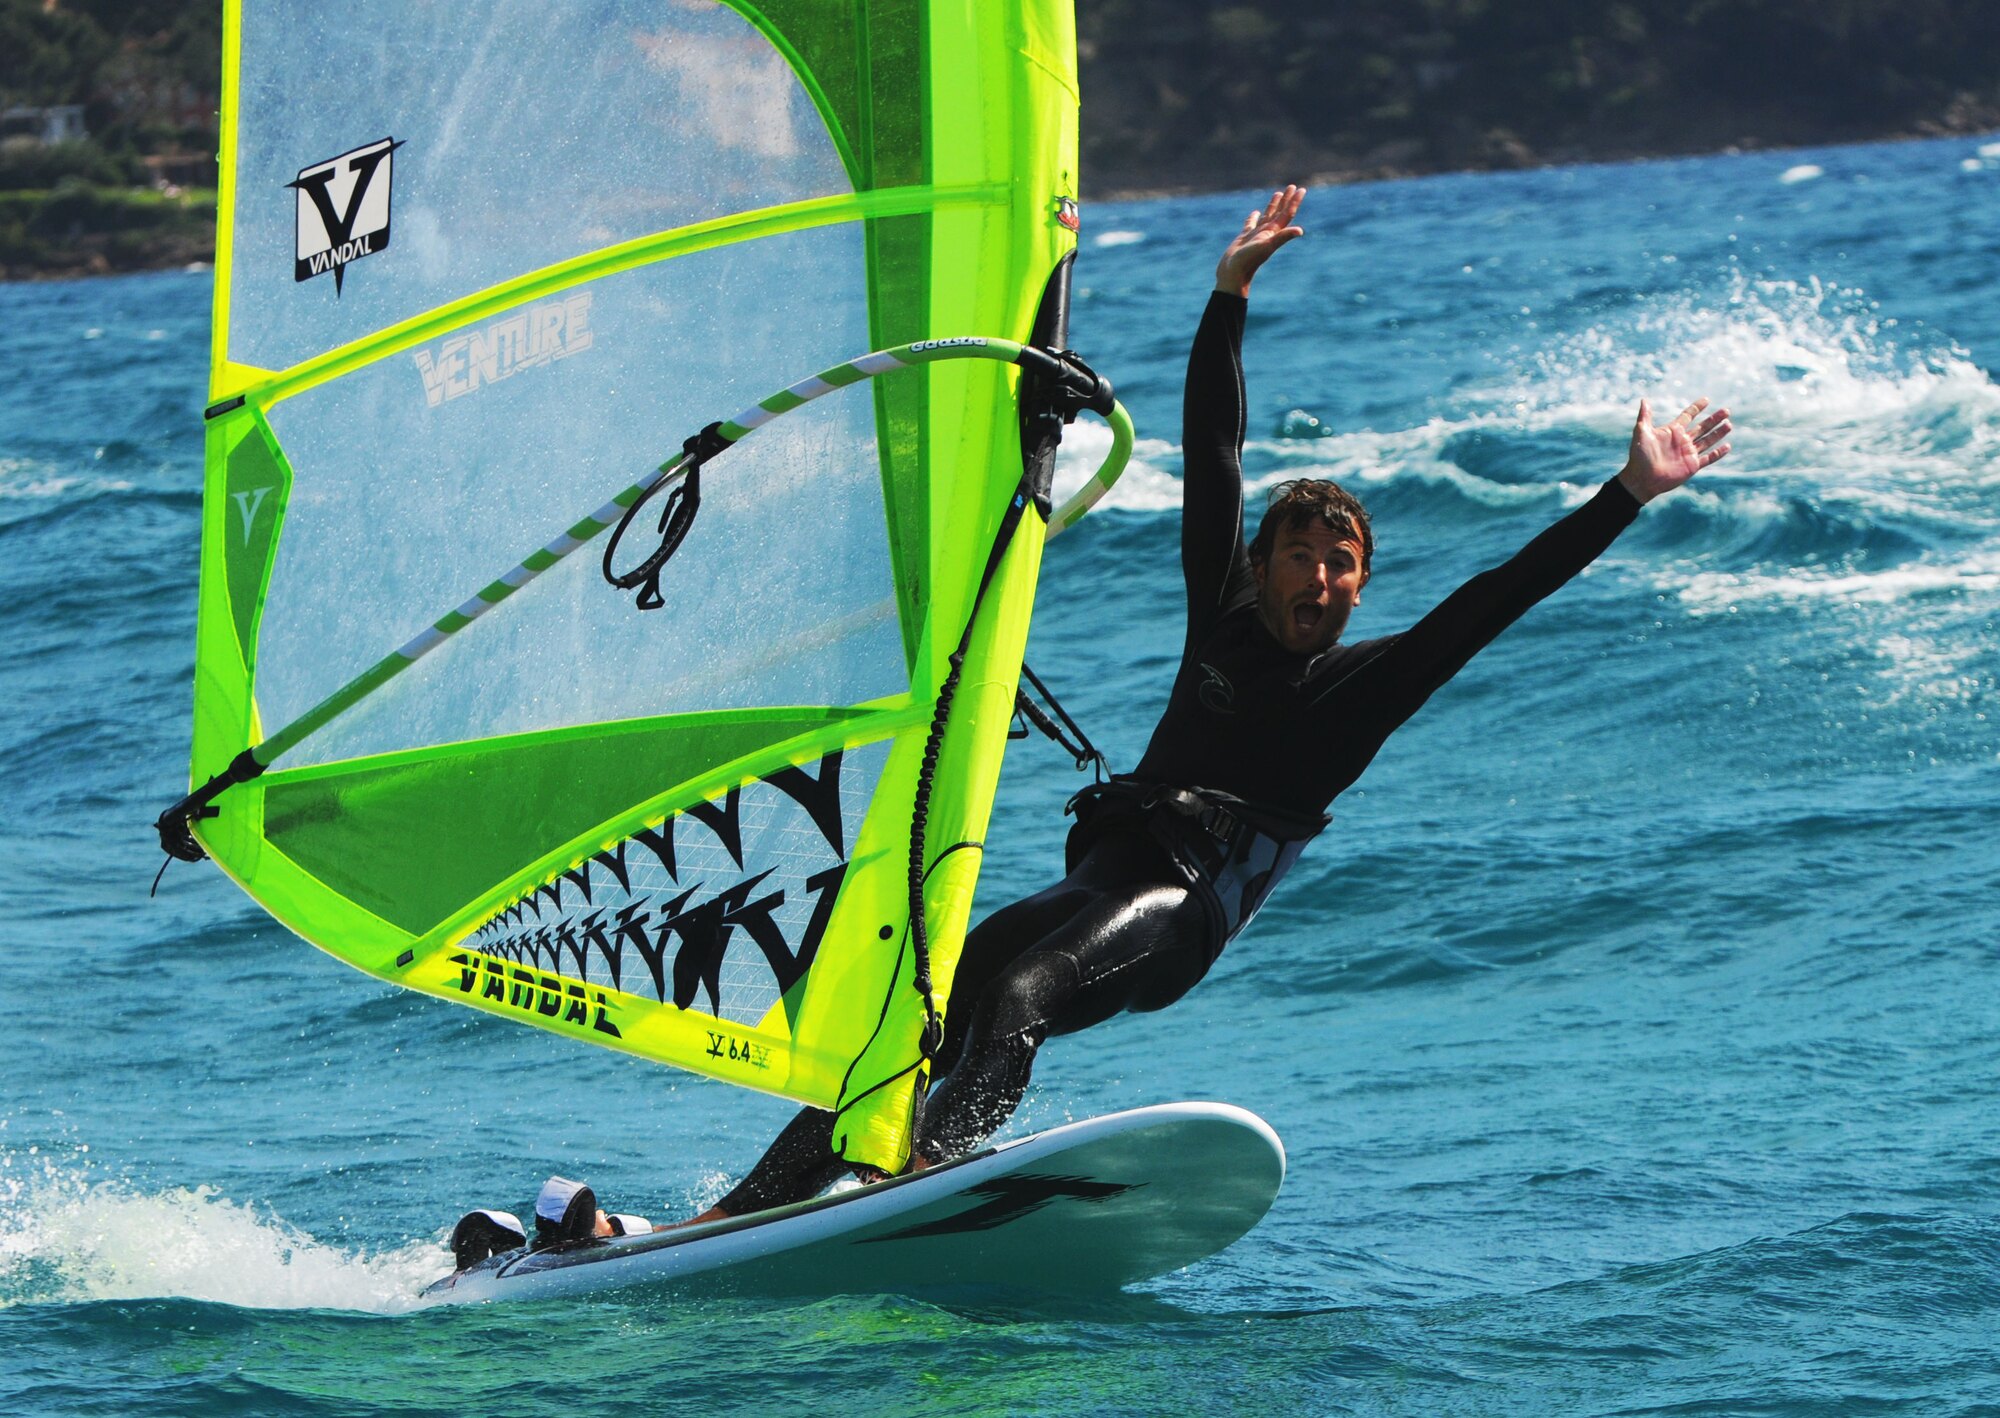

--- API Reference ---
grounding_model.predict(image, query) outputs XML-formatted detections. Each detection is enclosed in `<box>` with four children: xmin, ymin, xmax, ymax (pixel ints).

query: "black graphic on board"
<box><xmin>860</xmin><ymin>1175</ymin><xmax>1140</xmax><ymax>1241</ymax></box>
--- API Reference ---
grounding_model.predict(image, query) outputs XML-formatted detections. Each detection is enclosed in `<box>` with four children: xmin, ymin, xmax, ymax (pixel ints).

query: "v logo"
<box><xmin>230</xmin><ymin>486</ymin><xmax>271</xmax><ymax>544</ymax></box>
<box><xmin>290</xmin><ymin>138</ymin><xmax>402</xmax><ymax>294</ymax></box>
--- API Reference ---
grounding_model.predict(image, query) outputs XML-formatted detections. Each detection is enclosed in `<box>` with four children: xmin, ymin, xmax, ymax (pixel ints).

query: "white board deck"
<box><xmin>421</xmin><ymin>1101</ymin><xmax>1283</xmax><ymax>1305</ymax></box>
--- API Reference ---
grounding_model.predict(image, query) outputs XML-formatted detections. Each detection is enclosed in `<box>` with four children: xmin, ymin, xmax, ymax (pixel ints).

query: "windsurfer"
<box><xmin>680</xmin><ymin>183</ymin><xmax>1734</xmax><ymax>1223</ymax></box>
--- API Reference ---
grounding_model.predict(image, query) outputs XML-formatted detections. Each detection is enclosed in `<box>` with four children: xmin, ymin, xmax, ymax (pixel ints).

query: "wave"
<box><xmin>1059</xmin><ymin>271</ymin><xmax>2000</xmax><ymax>624</ymax></box>
<box><xmin>1678</xmin><ymin>549</ymin><xmax>2000</xmax><ymax>609</ymax></box>
<box><xmin>1052</xmin><ymin>422</ymin><xmax>1185</xmax><ymax>515</ymax></box>
<box><xmin>0</xmin><ymin>459</ymin><xmax>143</xmax><ymax>534</ymax></box>
<box><xmin>1551</xmin><ymin>1211</ymin><xmax>2000</xmax><ymax>1313</ymax></box>
<box><xmin>0</xmin><ymin>467</ymin><xmax>136</xmax><ymax>503</ymax></box>
<box><xmin>0</xmin><ymin>1153</ymin><xmax>440</xmax><ymax>1315</ymax></box>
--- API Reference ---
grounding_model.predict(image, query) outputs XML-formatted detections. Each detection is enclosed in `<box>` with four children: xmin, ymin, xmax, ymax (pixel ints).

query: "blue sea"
<box><xmin>5</xmin><ymin>136</ymin><xmax>1999</xmax><ymax>1415</ymax></box>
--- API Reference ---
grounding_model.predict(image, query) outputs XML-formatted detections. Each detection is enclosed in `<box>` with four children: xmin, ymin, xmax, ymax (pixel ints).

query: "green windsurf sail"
<box><xmin>161</xmin><ymin>0</ymin><xmax>1129</xmax><ymax>1172</ymax></box>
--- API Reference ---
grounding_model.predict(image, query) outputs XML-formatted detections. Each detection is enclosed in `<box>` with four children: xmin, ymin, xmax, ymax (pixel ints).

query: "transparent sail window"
<box><xmin>256</xmin><ymin>221</ymin><xmax>905</xmax><ymax>767</ymax></box>
<box><xmin>228</xmin><ymin>0</ymin><xmax>853</xmax><ymax>373</ymax></box>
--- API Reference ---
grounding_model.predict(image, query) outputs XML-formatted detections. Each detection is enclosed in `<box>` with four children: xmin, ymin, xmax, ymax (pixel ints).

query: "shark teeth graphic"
<box><xmin>460</xmin><ymin>751</ymin><xmax>868</xmax><ymax>1024</ymax></box>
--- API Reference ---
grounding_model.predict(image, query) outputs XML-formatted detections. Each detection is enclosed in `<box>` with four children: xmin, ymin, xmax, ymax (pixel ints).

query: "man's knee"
<box><xmin>969</xmin><ymin>948</ymin><xmax>1079</xmax><ymax>1048</ymax></box>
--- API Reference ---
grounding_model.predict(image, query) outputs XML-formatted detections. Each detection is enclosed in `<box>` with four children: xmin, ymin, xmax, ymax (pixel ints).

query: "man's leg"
<box><xmin>700</xmin><ymin>1106</ymin><xmax>847</xmax><ymax>1220</ymax></box>
<box><xmin>917</xmin><ymin>876</ymin><xmax>1212</xmax><ymax>1162</ymax></box>
<box><xmin>693</xmin><ymin>870</ymin><xmax>1106</xmax><ymax>1219</ymax></box>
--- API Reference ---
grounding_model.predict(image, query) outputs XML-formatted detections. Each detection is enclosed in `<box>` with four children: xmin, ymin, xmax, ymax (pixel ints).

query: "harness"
<box><xmin>1066</xmin><ymin>777</ymin><xmax>1328</xmax><ymax>953</ymax></box>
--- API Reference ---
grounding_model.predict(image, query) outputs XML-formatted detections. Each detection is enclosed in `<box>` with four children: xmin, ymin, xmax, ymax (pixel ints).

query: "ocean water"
<box><xmin>4</xmin><ymin>134</ymin><xmax>1999</xmax><ymax>1415</ymax></box>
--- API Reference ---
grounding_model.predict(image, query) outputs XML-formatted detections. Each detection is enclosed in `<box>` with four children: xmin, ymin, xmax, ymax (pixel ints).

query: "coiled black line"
<box><xmin>601</xmin><ymin>462</ymin><xmax>702</xmax><ymax>612</ymax></box>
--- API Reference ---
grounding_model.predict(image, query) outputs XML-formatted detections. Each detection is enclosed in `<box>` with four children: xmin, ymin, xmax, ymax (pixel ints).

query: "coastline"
<box><xmin>0</xmin><ymin>185</ymin><xmax>216</xmax><ymax>283</ymax></box>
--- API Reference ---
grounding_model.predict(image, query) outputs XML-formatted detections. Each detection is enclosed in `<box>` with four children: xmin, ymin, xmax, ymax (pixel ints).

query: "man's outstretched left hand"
<box><xmin>1619</xmin><ymin>397</ymin><xmax>1732</xmax><ymax>504</ymax></box>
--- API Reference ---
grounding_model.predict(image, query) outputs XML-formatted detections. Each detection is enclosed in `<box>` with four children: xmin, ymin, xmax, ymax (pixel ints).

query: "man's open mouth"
<box><xmin>1291</xmin><ymin>601</ymin><xmax>1325</xmax><ymax>633</ymax></box>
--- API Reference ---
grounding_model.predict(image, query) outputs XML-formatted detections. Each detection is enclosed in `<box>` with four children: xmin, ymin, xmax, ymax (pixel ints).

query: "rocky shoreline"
<box><xmin>0</xmin><ymin>184</ymin><xmax>213</xmax><ymax>282</ymax></box>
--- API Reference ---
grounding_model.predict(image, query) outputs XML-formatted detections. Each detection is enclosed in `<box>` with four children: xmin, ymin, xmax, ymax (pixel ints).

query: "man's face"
<box><xmin>1253</xmin><ymin>521</ymin><xmax>1367</xmax><ymax>655</ymax></box>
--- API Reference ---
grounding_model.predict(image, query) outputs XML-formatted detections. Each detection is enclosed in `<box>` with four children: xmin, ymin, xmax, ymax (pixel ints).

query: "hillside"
<box><xmin>4</xmin><ymin>0</ymin><xmax>1998</xmax><ymax>276</ymax></box>
<box><xmin>1078</xmin><ymin>0</ymin><xmax>2000</xmax><ymax>192</ymax></box>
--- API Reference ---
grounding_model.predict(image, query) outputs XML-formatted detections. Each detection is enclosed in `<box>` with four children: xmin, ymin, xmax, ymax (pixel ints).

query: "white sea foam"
<box><xmin>1867</xmin><ymin>633</ymin><xmax>1990</xmax><ymax>707</ymax></box>
<box><xmin>1092</xmin><ymin>230</ymin><xmax>1146</xmax><ymax>248</ymax></box>
<box><xmin>1503</xmin><ymin>272</ymin><xmax>2000</xmax><ymax>432</ymax></box>
<box><xmin>0</xmin><ymin>1157</ymin><xmax>442</xmax><ymax>1315</ymax></box>
<box><xmin>1060</xmin><ymin>271</ymin><xmax>2000</xmax><ymax>616</ymax></box>
<box><xmin>1487</xmin><ymin>274</ymin><xmax>2000</xmax><ymax>560</ymax></box>
<box><xmin>1678</xmin><ymin>556</ymin><xmax>2000</xmax><ymax>611</ymax></box>
<box><xmin>0</xmin><ymin>460</ymin><xmax>138</xmax><ymax>528</ymax></box>
<box><xmin>1053</xmin><ymin>419</ymin><xmax>1184</xmax><ymax>515</ymax></box>
<box><xmin>1237</xmin><ymin>428</ymin><xmax>1579</xmax><ymax>509</ymax></box>
<box><xmin>0</xmin><ymin>473</ymin><xmax>135</xmax><ymax>500</ymax></box>
<box><xmin>1780</xmin><ymin>164</ymin><xmax>1824</xmax><ymax>185</ymax></box>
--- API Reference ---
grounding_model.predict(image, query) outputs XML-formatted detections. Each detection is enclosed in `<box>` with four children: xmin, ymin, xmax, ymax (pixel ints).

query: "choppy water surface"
<box><xmin>4</xmin><ymin>136</ymin><xmax>1998</xmax><ymax>1415</ymax></box>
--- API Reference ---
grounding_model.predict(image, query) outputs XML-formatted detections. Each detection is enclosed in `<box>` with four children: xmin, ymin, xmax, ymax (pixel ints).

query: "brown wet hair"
<box><xmin>1249</xmin><ymin>478</ymin><xmax>1374</xmax><ymax>577</ymax></box>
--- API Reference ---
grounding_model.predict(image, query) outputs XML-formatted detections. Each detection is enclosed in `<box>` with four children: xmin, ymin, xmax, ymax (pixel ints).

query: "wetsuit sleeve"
<box><xmin>1180</xmin><ymin>292</ymin><xmax>1258</xmax><ymax>644</ymax></box>
<box><xmin>1347</xmin><ymin>477</ymin><xmax>1643</xmax><ymax>734</ymax></box>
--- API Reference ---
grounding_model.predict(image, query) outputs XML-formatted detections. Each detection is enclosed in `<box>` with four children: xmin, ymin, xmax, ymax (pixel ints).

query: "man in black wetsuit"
<box><xmin>682</xmin><ymin>185</ymin><xmax>1733</xmax><ymax>1223</ymax></box>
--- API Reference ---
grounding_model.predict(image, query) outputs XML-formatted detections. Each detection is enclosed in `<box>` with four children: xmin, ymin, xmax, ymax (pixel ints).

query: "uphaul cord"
<box><xmin>835</xmin><ymin>347</ymin><xmax>1121</xmax><ymax>1122</ymax></box>
<box><xmin>155</xmin><ymin>338</ymin><xmax>1133</xmax><ymax>863</ymax></box>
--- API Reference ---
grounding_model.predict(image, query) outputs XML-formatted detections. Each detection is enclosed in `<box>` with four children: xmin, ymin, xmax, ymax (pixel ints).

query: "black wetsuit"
<box><xmin>715</xmin><ymin>291</ymin><xmax>1642</xmax><ymax>1215</ymax></box>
